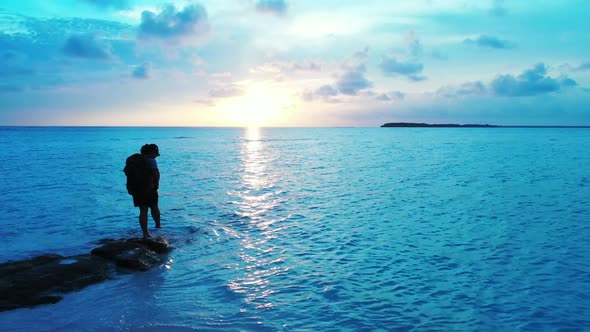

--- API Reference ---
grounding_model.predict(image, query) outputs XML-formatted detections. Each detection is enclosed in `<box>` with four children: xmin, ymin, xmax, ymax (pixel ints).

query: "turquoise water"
<box><xmin>1</xmin><ymin>127</ymin><xmax>589</xmax><ymax>331</ymax></box>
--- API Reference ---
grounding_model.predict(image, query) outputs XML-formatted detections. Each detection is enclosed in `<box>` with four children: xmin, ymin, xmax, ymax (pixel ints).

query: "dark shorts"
<box><xmin>133</xmin><ymin>190</ymin><xmax>159</xmax><ymax>207</ymax></box>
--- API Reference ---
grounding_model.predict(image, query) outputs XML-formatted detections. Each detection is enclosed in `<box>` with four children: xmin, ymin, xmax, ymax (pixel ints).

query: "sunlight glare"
<box><xmin>218</xmin><ymin>83</ymin><xmax>292</xmax><ymax>127</ymax></box>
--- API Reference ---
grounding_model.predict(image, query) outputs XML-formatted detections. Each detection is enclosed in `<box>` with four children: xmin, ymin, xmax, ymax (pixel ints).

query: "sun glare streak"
<box><xmin>224</xmin><ymin>126</ymin><xmax>289</xmax><ymax>310</ymax></box>
<box><xmin>242</xmin><ymin>127</ymin><xmax>267</xmax><ymax>191</ymax></box>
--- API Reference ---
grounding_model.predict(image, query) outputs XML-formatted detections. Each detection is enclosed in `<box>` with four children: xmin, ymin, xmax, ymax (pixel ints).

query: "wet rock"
<box><xmin>91</xmin><ymin>236</ymin><xmax>170</xmax><ymax>271</ymax></box>
<box><xmin>0</xmin><ymin>236</ymin><xmax>171</xmax><ymax>311</ymax></box>
<box><xmin>0</xmin><ymin>254</ymin><xmax>110</xmax><ymax>311</ymax></box>
<box><xmin>130</xmin><ymin>236</ymin><xmax>171</xmax><ymax>254</ymax></box>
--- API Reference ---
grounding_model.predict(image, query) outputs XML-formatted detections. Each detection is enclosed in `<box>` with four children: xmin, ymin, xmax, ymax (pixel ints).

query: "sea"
<box><xmin>0</xmin><ymin>126</ymin><xmax>589</xmax><ymax>331</ymax></box>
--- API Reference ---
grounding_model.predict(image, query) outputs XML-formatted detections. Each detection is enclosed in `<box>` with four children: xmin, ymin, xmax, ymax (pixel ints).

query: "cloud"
<box><xmin>437</xmin><ymin>81</ymin><xmax>487</xmax><ymax>98</ymax></box>
<box><xmin>139</xmin><ymin>4</ymin><xmax>208</xmax><ymax>41</ymax></box>
<box><xmin>193</xmin><ymin>98</ymin><xmax>215</xmax><ymax>106</ymax></box>
<box><xmin>317</xmin><ymin>85</ymin><xmax>338</xmax><ymax>98</ymax></box>
<box><xmin>336</xmin><ymin>70</ymin><xmax>373</xmax><ymax>95</ymax></box>
<box><xmin>208</xmin><ymin>85</ymin><xmax>244</xmax><ymax>98</ymax></box>
<box><xmin>560</xmin><ymin>77</ymin><xmax>578</xmax><ymax>87</ymax></box>
<box><xmin>292</xmin><ymin>59</ymin><xmax>322</xmax><ymax>72</ymax></box>
<box><xmin>0</xmin><ymin>63</ymin><xmax>35</xmax><ymax>77</ymax></box>
<box><xmin>132</xmin><ymin>62</ymin><xmax>151</xmax><ymax>79</ymax></box>
<box><xmin>210</xmin><ymin>72</ymin><xmax>232</xmax><ymax>78</ymax></box>
<box><xmin>303</xmin><ymin>48</ymin><xmax>371</xmax><ymax>101</ymax></box>
<box><xmin>0</xmin><ymin>85</ymin><xmax>25</xmax><ymax>94</ymax></box>
<box><xmin>0</xmin><ymin>17</ymin><xmax>133</xmax><ymax>94</ymax></box>
<box><xmin>378</xmin><ymin>31</ymin><xmax>426</xmax><ymax>81</ymax></box>
<box><xmin>251</xmin><ymin>59</ymin><xmax>322</xmax><ymax>74</ymax></box>
<box><xmin>316</xmin><ymin>85</ymin><xmax>338</xmax><ymax>97</ymax></box>
<box><xmin>342</xmin><ymin>46</ymin><xmax>369</xmax><ymax>72</ymax></box>
<box><xmin>574</xmin><ymin>61</ymin><xmax>590</xmax><ymax>71</ymax></box>
<box><xmin>431</xmin><ymin>51</ymin><xmax>448</xmax><ymax>61</ymax></box>
<box><xmin>256</xmin><ymin>0</ymin><xmax>288</xmax><ymax>16</ymax></box>
<box><xmin>81</xmin><ymin>0</ymin><xmax>131</xmax><ymax>10</ymax></box>
<box><xmin>0</xmin><ymin>51</ymin><xmax>35</xmax><ymax>76</ymax></box>
<box><xmin>62</xmin><ymin>34</ymin><xmax>113</xmax><ymax>60</ymax></box>
<box><xmin>457</xmin><ymin>81</ymin><xmax>487</xmax><ymax>95</ymax></box>
<box><xmin>490</xmin><ymin>0</ymin><xmax>508</xmax><ymax>16</ymax></box>
<box><xmin>491</xmin><ymin>63</ymin><xmax>577</xmax><ymax>97</ymax></box>
<box><xmin>405</xmin><ymin>30</ymin><xmax>422</xmax><ymax>58</ymax></box>
<box><xmin>303</xmin><ymin>85</ymin><xmax>340</xmax><ymax>102</ymax></box>
<box><xmin>432</xmin><ymin>64</ymin><xmax>578</xmax><ymax>99</ymax></box>
<box><xmin>463</xmin><ymin>35</ymin><xmax>512</xmax><ymax>49</ymax></box>
<box><xmin>379</xmin><ymin>56</ymin><xmax>425</xmax><ymax>81</ymax></box>
<box><xmin>376</xmin><ymin>91</ymin><xmax>405</xmax><ymax>101</ymax></box>
<box><xmin>336</xmin><ymin>47</ymin><xmax>372</xmax><ymax>95</ymax></box>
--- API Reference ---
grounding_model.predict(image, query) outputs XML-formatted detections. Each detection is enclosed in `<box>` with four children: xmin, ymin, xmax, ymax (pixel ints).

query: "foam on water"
<box><xmin>1</xmin><ymin>127</ymin><xmax>589</xmax><ymax>331</ymax></box>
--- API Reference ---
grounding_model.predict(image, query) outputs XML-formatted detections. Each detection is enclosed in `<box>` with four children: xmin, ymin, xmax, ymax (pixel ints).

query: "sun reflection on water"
<box><xmin>226</xmin><ymin>126</ymin><xmax>287</xmax><ymax>311</ymax></box>
<box><xmin>242</xmin><ymin>127</ymin><xmax>268</xmax><ymax>190</ymax></box>
<box><xmin>235</xmin><ymin>127</ymin><xmax>278</xmax><ymax>219</ymax></box>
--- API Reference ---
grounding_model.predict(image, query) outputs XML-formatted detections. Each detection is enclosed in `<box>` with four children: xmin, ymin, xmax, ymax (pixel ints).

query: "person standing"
<box><xmin>126</xmin><ymin>144</ymin><xmax>161</xmax><ymax>239</ymax></box>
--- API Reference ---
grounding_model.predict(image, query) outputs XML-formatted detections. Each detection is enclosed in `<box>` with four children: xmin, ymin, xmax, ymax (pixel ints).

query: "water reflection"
<box><xmin>233</xmin><ymin>127</ymin><xmax>280</xmax><ymax>222</ymax></box>
<box><xmin>227</xmin><ymin>127</ymin><xmax>286</xmax><ymax>311</ymax></box>
<box><xmin>240</xmin><ymin>128</ymin><xmax>271</xmax><ymax>202</ymax></box>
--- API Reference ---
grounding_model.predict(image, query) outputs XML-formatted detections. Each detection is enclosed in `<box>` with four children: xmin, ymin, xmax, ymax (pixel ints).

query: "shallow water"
<box><xmin>1</xmin><ymin>127</ymin><xmax>589</xmax><ymax>331</ymax></box>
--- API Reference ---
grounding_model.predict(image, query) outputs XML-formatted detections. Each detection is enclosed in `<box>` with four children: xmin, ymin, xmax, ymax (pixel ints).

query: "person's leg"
<box><xmin>139</xmin><ymin>206</ymin><xmax>150</xmax><ymax>238</ymax></box>
<box><xmin>151</xmin><ymin>203</ymin><xmax>161</xmax><ymax>228</ymax></box>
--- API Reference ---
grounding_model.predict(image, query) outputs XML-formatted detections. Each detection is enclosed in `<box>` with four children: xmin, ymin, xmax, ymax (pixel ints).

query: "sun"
<box><xmin>218</xmin><ymin>82</ymin><xmax>292</xmax><ymax>127</ymax></box>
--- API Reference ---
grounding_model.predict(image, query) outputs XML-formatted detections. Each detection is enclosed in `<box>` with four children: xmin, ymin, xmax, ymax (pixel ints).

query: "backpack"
<box><xmin>123</xmin><ymin>154</ymin><xmax>153</xmax><ymax>195</ymax></box>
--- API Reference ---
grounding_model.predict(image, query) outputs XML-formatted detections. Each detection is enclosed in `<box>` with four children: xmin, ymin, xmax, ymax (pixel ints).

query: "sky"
<box><xmin>1</xmin><ymin>0</ymin><xmax>589</xmax><ymax>127</ymax></box>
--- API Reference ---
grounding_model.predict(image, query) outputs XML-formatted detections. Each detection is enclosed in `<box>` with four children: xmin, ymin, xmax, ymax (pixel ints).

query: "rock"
<box><xmin>129</xmin><ymin>236</ymin><xmax>171</xmax><ymax>254</ymax></box>
<box><xmin>0</xmin><ymin>236</ymin><xmax>171</xmax><ymax>311</ymax></box>
<box><xmin>91</xmin><ymin>236</ymin><xmax>170</xmax><ymax>271</ymax></box>
<box><xmin>0</xmin><ymin>254</ymin><xmax>110</xmax><ymax>311</ymax></box>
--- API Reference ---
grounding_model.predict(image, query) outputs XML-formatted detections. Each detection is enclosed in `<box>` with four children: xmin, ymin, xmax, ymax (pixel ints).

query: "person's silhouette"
<box><xmin>132</xmin><ymin>144</ymin><xmax>161</xmax><ymax>238</ymax></box>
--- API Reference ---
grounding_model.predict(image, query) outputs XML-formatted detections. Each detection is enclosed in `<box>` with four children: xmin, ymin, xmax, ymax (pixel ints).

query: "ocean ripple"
<box><xmin>1</xmin><ymin>127</ymin><xmax>589</xmax><ymax>330</ymax></box>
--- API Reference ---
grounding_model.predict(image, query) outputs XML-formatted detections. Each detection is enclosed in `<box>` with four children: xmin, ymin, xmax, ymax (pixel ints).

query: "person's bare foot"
<box><xmin>143</xmin><ymin>233</ymin><xmax>152</xmax><ymax>239</ymax></box>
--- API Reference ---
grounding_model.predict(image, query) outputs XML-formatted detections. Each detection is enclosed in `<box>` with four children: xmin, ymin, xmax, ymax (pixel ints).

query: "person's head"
<box><xmin>140</xmin><ymin>144</ymin><xmax>160</xmax><ymax>157</ymax></box>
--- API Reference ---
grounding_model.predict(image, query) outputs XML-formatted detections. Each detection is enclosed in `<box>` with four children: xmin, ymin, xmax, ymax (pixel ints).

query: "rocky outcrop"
<box><xmin>1</xmin><ymin>254</ymin><xmax>110</xmax><ymax>311</ymax></box>
<box><xmin>0</xmin><ymin>236</ymin><xmax>170</xmax><ymax>311</ymax></box>
<box><xmin>91</xmin><ymin>237</ymin><xmax>171</xmax><ymax>271</ymax></box>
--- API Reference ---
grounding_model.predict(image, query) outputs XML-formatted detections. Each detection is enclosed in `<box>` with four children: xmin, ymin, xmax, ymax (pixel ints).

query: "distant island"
<box><xmin>381</xmin><ymin>122</ymin><xmax>498</xmax><ymax>128</ymax></box>
<box><xmin>380</xmin><ymin>123</ymin><xmax>590</xmax><ymax>128</ymax></box>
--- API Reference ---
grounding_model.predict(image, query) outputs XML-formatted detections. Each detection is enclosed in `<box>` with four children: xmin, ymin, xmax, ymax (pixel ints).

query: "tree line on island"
<box><xmin>380</xmin><ymin>123</ymin><xmax>590</xmax><ymax>128</ymax></box>
<box><xmin>381</xmin><ymin>122</ymin><xmax>498</xmax><ymax>128</ymax></box>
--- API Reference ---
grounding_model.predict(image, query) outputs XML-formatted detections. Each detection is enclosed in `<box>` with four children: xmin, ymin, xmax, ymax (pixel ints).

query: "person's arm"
<box><xmin>152</xmin><ymin>168</ymin><xmax>160</xmax><ymax>189</ymax></box>
<box><xmin>145</xmin><ymin>157</ymin><xmax>160</xmax><ymax>190</ymax></box>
